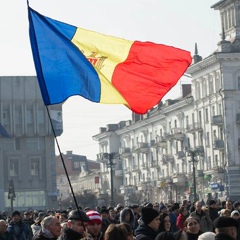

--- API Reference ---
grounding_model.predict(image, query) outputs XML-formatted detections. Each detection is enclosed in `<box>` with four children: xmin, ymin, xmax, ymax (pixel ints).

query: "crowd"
<box><xmin>0</xmin><ymin>199</ymin><xmax>240</xmax><ymax>240</ymax></box>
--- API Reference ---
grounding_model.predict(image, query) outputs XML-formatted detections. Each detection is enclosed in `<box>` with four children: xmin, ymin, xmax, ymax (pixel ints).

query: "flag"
<box><xmin>28</xmin><ymin>7</ymin><xmax>192</xmax><ymax>114</ymax></box>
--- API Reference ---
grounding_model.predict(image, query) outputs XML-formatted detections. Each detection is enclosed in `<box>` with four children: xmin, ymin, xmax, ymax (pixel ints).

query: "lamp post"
<box><xmin>102</xmin><ymin>152</ymin><xmax>119</xmax><ymax>207</ymax></box>
<box><xmin>185</xmin><ymin>148</ymin><xmax>203</xmax><ymax>203</ymax></box>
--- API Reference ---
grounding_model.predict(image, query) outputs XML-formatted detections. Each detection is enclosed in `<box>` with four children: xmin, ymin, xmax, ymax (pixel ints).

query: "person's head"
<box><xmin>85</xmin><ymin>211</ymin><xmax>102</xmax><ymax>237</ymax></box>
<box><xmin>159</xmin><ymin>213</ymin><xmax>171</xmax><ymax>232</ymax></box>
<box><xmin>100</xmin><ymin>208</ymin><xmax>109</xmax><ymax>219</ymax></box>
<box><xmin>67</xmin><ymin>210</ymin><xmax>90</xmax><ymax>235</ymax></box>
<box><xmin>195</xmin><ymin>201</ymin><xmax>202</xmax><ymax>213</ymax></box>
<box><xmin>170</xmin><ymin>204</ymin><xmax>179</xmax><ymax>214</ymax></box>
<box><xmin>109</xmin><ymin>209</ymin><xmax>116</xmax><ymax>219</ymax></box>
<box><xmin>226</xmin><ymin>200</ymin><xmax>233</xmax><ymax>210</ymax></box>
<box><xmin>153</xmin><ymin>203</ymin><xmax>160</xmax><ymax>212</ymax></box>
<box><xmin>197</xmin><ymin>232</ymin><xmax>216</xmax><ymax>240</ymax></box>
<box><xmin>59</xmin><ymin>213</ymin><xmax>68</xmax><ymax>223</ymax></box>
<box><xmin>231</xmin><ymin>210</ymin><xmax>240</xmax><ymax>220</ymax></box>
<box><xmin>23</xmin><ymin>211</ymin><xmax>31</xmax><ymax>220</ymax></box>
<box><xmin>233</xmin><ymin>202</ymin><xmax>240</xmax><ymax>210</ymax></box>
<box><xmin>214</xmin><ymin>216</ymin><xmax>238</xmax><ymax>240</ymax></box>
<box><xmin>117</xmin><ymin>223</ymin><xmax>133</xmax><ymax>240</ymax></box>
<box><xmin>0</xmin><ymin>220</ymin><xmax>7</xmax><ymax>234</ymax></box>
<box><xmin>159</xmin><ymin>205</ymin><xmax>167</xmax><ymax>213</ymax></box>
<box><xmin>104</xmin><ymin>223</ymin><xmax>128</xmax><ymax>240</ymax></box>
<box><xmin>41</xmin><ymin>216</ymin><xmax>62</xmax><ymax>237</ymax></box>
<box><xmin>184</xmin><ymin>217</ymin><xmax>200</xmax><ymax>234</ymax></box>
<box><xmin>220</xmin><ymin>208</ymin><xmax>231</xmax><ymax>217</ymax></box>
<box><xmin>209</xmin><ymin>200</ymin><xmax>217</xmax><ymax>208</ymax></box>
<box><xmin>179</xmin><ymin>206</ymin><xmax>188</xmax><ymax>216</ymax></box>
<box><xmin>141</xmin><ymin>207</ymin><xmax>160</xmax><ymax>230</ymax></box>
<box><xmin>11</xmin><ymin>211</ymin><xmax>21</xmax><ymax>222</ymax></box>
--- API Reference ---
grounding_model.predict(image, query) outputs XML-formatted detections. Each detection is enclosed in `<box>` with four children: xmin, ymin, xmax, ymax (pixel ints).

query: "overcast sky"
<box><xmin>0</xmin><ymin>0</ymin><xmax>221</xmax><ymax>159</ymax></box>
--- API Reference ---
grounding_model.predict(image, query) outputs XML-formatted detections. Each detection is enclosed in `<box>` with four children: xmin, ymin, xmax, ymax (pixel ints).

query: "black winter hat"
<box><xmin>209</xmin><ymin>200</ymin><xmax>216</xmax><ymax>206</ymax></box>
<box><xmin>141</xmin><ymin>207</ymin><xmax>159</xmax><ymax>225</ymax></box>
<box><xmin>12</xmin><ymin>211</ymin><xmax>21</xmax><ymax>217</ymax></box>
<box><xmin>214</xmin><ymin>216</ymin><xmax>239</xmax><ymax>228</ymax></box>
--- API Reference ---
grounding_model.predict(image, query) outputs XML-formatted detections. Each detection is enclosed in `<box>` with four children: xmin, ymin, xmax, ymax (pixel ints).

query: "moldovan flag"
<box><xmin>28</xmin><ymin>7</ymin><xmax>192</xmax><ymax>114</ymax></box>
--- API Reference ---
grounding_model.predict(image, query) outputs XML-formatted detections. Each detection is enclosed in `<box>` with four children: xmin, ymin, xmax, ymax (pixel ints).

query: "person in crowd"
<box><xmin>184</xmin><ymin>217</ymin><xmax>202</xmax><ymax>240</ymax></box>
<box><xmin>0</xmin><ymin>219</ymin><xmax>12</xmax><ymax>240</ymax></box>
<box><xmin>114</xmin><ymin>204</ymin><xmax>124</xmax><ymax>223</ymax></box>
<box><xmin>99</xmin><ymin>208</ymin><xmax>111</xmax><ymax>235</ymax></box>
<box><xmin>197</xmin><ymin>232</ymin><xmax>216</xmax><ymax>240</ymax></box>
<box><xmin>225</xmin><ymin>201</ymin><xmax>234</xmax><ymax>213</ymax></box>
<box><xmin>214</xmin><ymin>216</ymin><xmax>238</xmax><ymax>240</ymax></box>
<box><xmin>208</xmin><ymin>200</ymin><xmax>219</xmax><ymax>222</ymax></box>
<box><xmin>31</xmin><ymin>212</ymin><xmax>46</xmax><ymax>235</ymax></box>
<box><xmin>107</xmin><ymin>208</ymin><xmax>117</xmax><ymax>224</ymax></box>
<box><xmin>85</xmin><ymin>210</ymin><xmax>104</xmax><ymax>240</ymax></box>
<box><xmin>158</xmin><ymin>213</ymin><xmax>171</xmax><ymax>233</ymax></box>
<box><xmin>57</xmin><ymin>209</ymin><xmax>90</xmax><ymax>240</ymax></box>
<box><xmin>119</xmin><ymin>208</ymin><xmax>135</xmax><ymax>230</ymax></box>
<box><xmin>153</xmin><ymin>203</ymin><xmax>160</xmax><ymax>212</ymax></box>
<box><xmin>176</xmin><ymin>206</ymin><xmax>188</xmax><ymax>230</ymax></box>
<box><xmin>159</xmin><ymin>205</ymin><xmax>168</xmax><ymax>214</ymax></box>
<box><xmin>169</xmin><ymin>204</ymin><xmax>180</xmax><ymax>233</ymax></box>
<box><xmin>130</xmin><ymin>205</ymin><xmax>141</xmax><ymax>230</ymax></box>
<box><xmin>219</xmin><ymin>209</ymin><xmax>231</xmax><ymax>217</ymax></box>
<box><xmin>22</xmin><ymin>212</ymin><xmax>34</xmax><ymax>237</ymax></box>
<box><xmin>190</xmin><ymin>201</ymin><xmax>212</xmax><ymax>233</ymax></box>
<box><xmin>33</xmin><ymin>216</ymin><xmax>61</xmax><ymax>240</ymax></box>
<box><xmin>231</xmin><ymin>211</ymin><xmax>240</xmax><ymax>240</ymax></box>
<box><xmin>233</xmin><ymin>202</ymin><xmax>240</xmax><ymax>212</ymax></box>
<box><xmin>8</xmin><ymin>211</ymin><xmax>32</xmax><ymax>240</ymax></box>
<box><xmin>104</xmin><ymin>223</ymin><xmax>128</xmax><ymax>240</ymax></box>
<box><xmin>134</xmin><ymin>207</ymin><xmax>160</xmax><ymax>240</ymax></box>
<box><xmin>118</xmin><ymin>223</ymin><xmax>134</xmax><ymax>240</ymax></box>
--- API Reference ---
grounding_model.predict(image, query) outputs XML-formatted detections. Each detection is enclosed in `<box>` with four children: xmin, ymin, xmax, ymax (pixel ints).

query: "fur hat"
<box><xmin>12</xmin><ymin>211</ymin><xmax>21</xmax><ymax>217</ymax></box>
<box><xmin>141</xmin><ymin>207</ymin><xmax>159</xmax><ymax>225</ymax></box>
<box><xmin>198</xmin><ymin>232</ymin><xmax>216</xmax><ymax>240</ymax></box>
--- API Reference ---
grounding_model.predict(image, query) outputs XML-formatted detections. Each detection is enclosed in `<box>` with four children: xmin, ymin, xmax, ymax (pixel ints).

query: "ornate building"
<box><xmin>93</xmin><ymin>0</ymin><xmax>240</xmax><ymax>204</ymax></box>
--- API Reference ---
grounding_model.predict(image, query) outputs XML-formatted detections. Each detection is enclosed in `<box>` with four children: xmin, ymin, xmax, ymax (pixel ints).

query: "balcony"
<box><xmin>150</xmin><ymin>160</ymin><xmax>160</xmax><ymax>168</ymax></box>
<box><xmin>132</xmin><ymin>142</ymin><xmax>149</xmax><ymax>153</ymax></box>
<box><xmin>163</xmin><ymin>154</ymin><xmax>174</xmax><ymax>163</ymax></box>
<box><xmin>150</xmin><ymin>140</ymin><xmax>156</xmax><ymax>147</ymax></box>
<box><xmin>197</xmin><ymin>170</ymin><xmax>204</xmax><ymax>177</ymax></box>
<box><xmin>124</xmin><ymin>167</ymin><xmax>131</xmax><ymax>174</ymax></box>
<box><xmin>186</xmin><ymin>122</ymin><xmax>203</xmax><ymax>133</ymax></box>
<box><xmin>213</xmin><ymin>140</ymin><xmax>224</xmax><ymax>150</ymax></box>
<box><xmin>141</xmin><ymin>163</ymin><xmax>148</xmax><ymax>170</ymax></box>
<box><xmin>211</xmin><ymin>115</ymin><xmax>223</xmax><ymax>125</ymax></box>
<box><xmin>155</xmin><ymin>135</ymin><xmax>167</xmax><ymax>148</ymax></box>
<box><xmin>119</xmin><ymin>147</ymin><xmax>131</xmax><ymax>157</ymax></box>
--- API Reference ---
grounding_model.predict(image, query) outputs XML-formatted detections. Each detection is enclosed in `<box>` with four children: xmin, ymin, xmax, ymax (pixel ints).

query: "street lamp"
<box><xmin>101</xmin><ymin>152</ymin><xmax>119</xmax><ymax>206</ymax></box>
<box><xmin>185</xmin><ymin>147</ymin><xmax>203</xmax><ymax>202</ymax></box>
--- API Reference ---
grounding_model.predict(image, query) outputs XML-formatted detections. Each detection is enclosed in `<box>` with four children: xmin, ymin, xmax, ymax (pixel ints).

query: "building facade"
<box><xmin>0</xmin><ymin>76</ymin><xmax>62</xmax><ymax>211</ymax></box>
<box><xmin>93</xmin><ymin>0</ymin><xmax>240</xmax><ymax>204</ymax></box>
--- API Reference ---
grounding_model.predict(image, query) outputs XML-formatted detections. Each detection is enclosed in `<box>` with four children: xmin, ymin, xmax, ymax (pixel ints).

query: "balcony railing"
<box><xmin>211</xmin><ymin>115</ymin><xmax>223</xmax><ymax>125</ymax></box>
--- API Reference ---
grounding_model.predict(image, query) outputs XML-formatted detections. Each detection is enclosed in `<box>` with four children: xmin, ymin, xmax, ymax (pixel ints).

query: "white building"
<box><xmin>93</xmin><ymin>0</ymin><xmax>240</xmax><ymax>204</ymax></box>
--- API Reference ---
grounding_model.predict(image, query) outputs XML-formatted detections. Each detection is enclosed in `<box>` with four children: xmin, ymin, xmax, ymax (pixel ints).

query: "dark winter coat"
<box><xmin>7</xmin><ymin>221</ymin><xmax>32</xmax><ymax>240</ymax></box>
<box><xmin>215</xmin><ymin>233</ymin><xmax>236</xmax><ymax>240</ymax></box>
<box><xmin>57</xmin><ymin>227</ymin><xmax>83</xmax><ymax>240</ymax></box>
<box><xmin>32</xmin><ymin>229</ymin><xmax>57</xmax><ymax>240</ymax></box>
<box><xmin>134</xmin><ymin>223</ymin><xmax>158</xmax><ymax>240</ymax></box>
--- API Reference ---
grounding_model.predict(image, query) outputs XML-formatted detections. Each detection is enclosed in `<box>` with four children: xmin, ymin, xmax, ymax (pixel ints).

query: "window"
<box><xmin>206</xmin><ymin>132</ymin><xmax>210</xmax><ymax>146</ymax></box>
<box><xmin>15</xmin><ymin>108</ymin><xmax>22</xmax><ymax>124</ymax></box>
<box><xmin>26</xmin><ymin>108</ymin><xmax>33</xmax><ymax>124</ymax></box>
<box><xmin>205</xmin><ymin>108</ymin><xmax>209</xmax><ymax>122</ymax></box>
<box><xmin>2</xmin><ymin>110</ymin><xmax>10</xmax><ymax>124</ymax></box>
<box><xmin>238</xmin><ymin>77</ymin><xmax>240</xmax><ymax>90</ymax></box>
<box><xmin>30</xmin><ymin>157</ymin><xmax>40</xmax><ymax>176</ymax></box>
<box><xmin>73</xmin><ymin>162</ymin><xmax>80</xmax><ymax>169</ymax></box>
<box><xmin>26</xmin><ymin>138</ymin><xmax>44</xmax><ymax>150</ymax></box>
<box><xmin>9</xmin><ymin>158</ymin><xmax>19</xmax><ymax>177</ymax></box>
<box><xmin>37</xmin><ymin>109</ymin><xmax>45</xmax><ymax>124</ymax></box>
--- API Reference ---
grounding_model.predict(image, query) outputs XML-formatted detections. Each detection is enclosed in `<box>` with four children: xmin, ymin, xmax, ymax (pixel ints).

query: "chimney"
<box><xmin>182</xmin><ymin>84</ymin><xmax>191</xmax><ymax>98</ymax></box>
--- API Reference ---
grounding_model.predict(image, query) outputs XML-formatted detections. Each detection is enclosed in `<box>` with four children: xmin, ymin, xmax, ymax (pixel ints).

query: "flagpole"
<box><xmin>45</xmin><ymin>106</ymin><xmax>86</xmax><ymax>229</ymax></box>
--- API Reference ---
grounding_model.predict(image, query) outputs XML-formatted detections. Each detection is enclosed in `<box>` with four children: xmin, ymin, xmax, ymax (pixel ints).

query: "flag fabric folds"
<box><xmin>28</xmin><ymin>7</ymin><xmax>192</xmax><ymax>114</ymax></box>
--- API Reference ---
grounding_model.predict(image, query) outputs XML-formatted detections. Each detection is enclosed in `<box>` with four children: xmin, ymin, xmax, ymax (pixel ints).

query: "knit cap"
<box><xmin>86</xmin><ymin>210</ymin><xmax>102</xmax><ymax>224</ymax></box>
<box><xmin>141</xmin><ymin>207</ymin><xmax>159</xmax><ymax>225</ymax></box>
